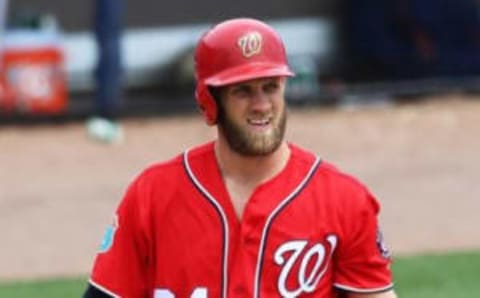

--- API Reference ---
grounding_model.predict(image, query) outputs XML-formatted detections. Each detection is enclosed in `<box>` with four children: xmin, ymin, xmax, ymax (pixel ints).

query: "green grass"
<box><xmin>0</xmin><ymin>277</ymin><xmax>87</xmax><ymax>298</ymax></box>
<box><xmin>393</xmin><ymin>250</ymin><xmax>480</xmax><ymax>298</ymax></box>
<box><xmin>0</xmin><ymin>251</ymin><xmax>479</xmax><ymax>297</ymax></box>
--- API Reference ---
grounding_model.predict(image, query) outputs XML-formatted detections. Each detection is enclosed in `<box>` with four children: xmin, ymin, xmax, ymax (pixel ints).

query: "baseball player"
<box><xmin>83</xmin><ymin>18</ymin><xmax>397</xmax><ymax>298</ymax></box>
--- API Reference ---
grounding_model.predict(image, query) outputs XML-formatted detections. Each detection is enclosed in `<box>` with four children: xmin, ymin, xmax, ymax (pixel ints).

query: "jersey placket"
<box><xmin>226</xmin><ymin>190</ymin><xmax>268</xmax><ymax>297</ymax></box>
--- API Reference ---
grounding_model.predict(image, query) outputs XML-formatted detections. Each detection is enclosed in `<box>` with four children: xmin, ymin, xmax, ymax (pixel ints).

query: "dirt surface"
<box><xmin>1</xmin><ymin>94</ymin><xmax>479</xmax><ymax>281</ymax></box>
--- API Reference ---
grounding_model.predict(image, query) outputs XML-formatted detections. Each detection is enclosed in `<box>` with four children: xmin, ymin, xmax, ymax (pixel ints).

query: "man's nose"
<box><xmin>250</xmin><ymin>90</ymin><xmax>271</xmax><ymax>111</ymax></box>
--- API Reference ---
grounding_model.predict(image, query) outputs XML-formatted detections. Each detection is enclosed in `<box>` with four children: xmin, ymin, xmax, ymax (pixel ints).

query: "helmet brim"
<box><xmin>204</xmin><ymin>62</ymin><xmax>295</xmax><ymax>87</ymax></box>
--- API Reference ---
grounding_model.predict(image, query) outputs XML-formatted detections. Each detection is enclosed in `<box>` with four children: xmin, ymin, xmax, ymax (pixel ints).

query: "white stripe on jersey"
<box><xmin>253</xmin><ymin>157</ymin><xmax>322</xmax><ymax>298</ymax></box>
<box><xmin>183</xmin><ymin>149</ymin><xmax>229</xmax><ymax>298</ymax></box>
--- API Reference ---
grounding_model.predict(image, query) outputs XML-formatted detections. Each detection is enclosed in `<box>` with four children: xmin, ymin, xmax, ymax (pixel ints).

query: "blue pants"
<box><xmin>94</xmin><ymin>0</ymin><xmax>124</xmax><ymax>119</ymax></box>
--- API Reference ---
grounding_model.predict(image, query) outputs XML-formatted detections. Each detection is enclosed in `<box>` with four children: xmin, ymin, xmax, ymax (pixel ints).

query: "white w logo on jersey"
<box><xmin>273</xmin><ymin>235</ymin><xmax>338</xmax><ymax>297</ymax></box>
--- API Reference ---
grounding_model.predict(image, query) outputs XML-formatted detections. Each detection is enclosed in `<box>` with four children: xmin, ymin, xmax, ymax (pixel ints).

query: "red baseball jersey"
<box><xmin>88</xmin><ymin>142</ymin><xmax>393</xmax><ymax>298</ymax></box>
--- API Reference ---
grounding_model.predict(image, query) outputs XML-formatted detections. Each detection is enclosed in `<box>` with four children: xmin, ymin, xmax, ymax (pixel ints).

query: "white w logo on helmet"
<box><xmin>238</xmin><ymin>31</ymin><xmax>263</xmax><ymax>58</ymax></box>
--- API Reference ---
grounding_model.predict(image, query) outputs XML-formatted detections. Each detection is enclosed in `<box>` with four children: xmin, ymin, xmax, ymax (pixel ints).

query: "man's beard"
<box><xmin>217</xmin><ymin>106</ymin><xmax>287</xmax><ymax>156</ymax></box>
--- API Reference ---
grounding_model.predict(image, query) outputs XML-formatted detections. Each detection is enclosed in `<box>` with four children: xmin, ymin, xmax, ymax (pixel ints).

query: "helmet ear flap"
<box><xmin>195</xmin><ymin>83</ymin><xmax>217</xmax><ymax>125</ymax></box>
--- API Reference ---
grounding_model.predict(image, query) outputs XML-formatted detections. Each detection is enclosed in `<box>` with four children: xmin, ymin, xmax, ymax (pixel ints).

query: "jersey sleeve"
<box><xmin>333</xmin><ymin>188</ymin><xmax>394</xmax><ymax>294</ymax></box>
<box><xmin>88</xmin><ymin>177</ymin><xmax>150</xmax><ymax>298</ymax></box>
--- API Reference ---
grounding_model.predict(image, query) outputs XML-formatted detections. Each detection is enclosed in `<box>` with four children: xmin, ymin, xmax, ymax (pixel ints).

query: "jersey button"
<box><xmin>243</xmin><ymin>235</ymin><xmax>256</xmax><ymax>246</ymax></box>
<box><xmin>244</xmin><ymin>238</ymin><xmax>252</xmax><ymax>246</ymax></box>
<box><xmin>234</xmin><ymin>285</ymin><xmax>246</xmax><ymax>295</ymax></box>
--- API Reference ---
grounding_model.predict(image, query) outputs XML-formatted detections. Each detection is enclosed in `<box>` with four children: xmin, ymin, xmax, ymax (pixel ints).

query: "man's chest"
<box><xmin>150</xmin><ymin>189</ymin><xmax>341</xmax><ymax>298</ymax></box>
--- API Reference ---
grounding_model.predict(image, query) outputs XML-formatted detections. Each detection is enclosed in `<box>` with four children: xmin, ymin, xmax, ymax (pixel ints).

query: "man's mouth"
<box><xmin>247</xmin><ymin>117</ymin><xmax>271</xmax><ymax>126</ymax></box>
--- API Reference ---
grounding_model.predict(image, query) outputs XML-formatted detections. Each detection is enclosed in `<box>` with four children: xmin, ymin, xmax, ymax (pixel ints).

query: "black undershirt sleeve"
<box><xmin>82</xmin><ymin>284</ymin><xmax>113</xmax><ymax>298</ymax></box>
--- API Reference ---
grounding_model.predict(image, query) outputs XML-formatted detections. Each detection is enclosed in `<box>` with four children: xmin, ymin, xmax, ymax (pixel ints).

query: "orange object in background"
<box><xmin>0</xmin><ymin>73</ymin><xmax>15</xmax><ymax>112</ymax></box>
<box><xmin>1</xmin><ymin>45</ymin><xmax>67</xmax><ymax>115</ymax></box>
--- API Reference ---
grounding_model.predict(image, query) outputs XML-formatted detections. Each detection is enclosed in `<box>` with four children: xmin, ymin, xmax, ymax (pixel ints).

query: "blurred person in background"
<box><xmin>86</xmin><ymin>0</ymin><xmax>125</xmax><ymax>144</ymax></box>
<box><xmin>0</xmin><ymin>0</ymin><xmax>8</xmax><ymax>103</ymax></box>
<box><xmin>0</xmin><ymin>0</ymin><xmax>7</xmax><ymax>52</ymax></box>
<box><xmin>345</xmin><ymin>0</ymin><xmax>480</xmax><ymax>81</ymax></box>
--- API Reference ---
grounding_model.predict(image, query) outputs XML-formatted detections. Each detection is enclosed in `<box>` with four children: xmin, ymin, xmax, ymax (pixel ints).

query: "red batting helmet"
<box><xmin>194</xmin><ymin>18</ymin><xmax>295</xmax><ymax>125</ymax></box>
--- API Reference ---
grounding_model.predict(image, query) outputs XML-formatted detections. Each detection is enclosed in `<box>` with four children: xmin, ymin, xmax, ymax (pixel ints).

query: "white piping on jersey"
<box><xmin>254</xmin><ymin>157</ymin><xmax>322</xmax><ymax>298</ymax></box>
<box><xmin>334</xmin><ymin>282</ymin><xmax>395</xmax><ymax>293</ymax></box>
<box><xmin>183</xmin><ymin>149</ymin><xmax>229</xmax><ymax>298</ymax></box>
<box><xmin>89</xmin><ymin>278</ymin><xmax>121</xmax><ymax>298</ymax></box>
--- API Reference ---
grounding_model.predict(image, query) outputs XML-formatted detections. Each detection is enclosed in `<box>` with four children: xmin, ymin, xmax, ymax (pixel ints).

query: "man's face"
<box><xmin>216</xmin><ymin>76</ymin><xmax>287</xmax><ymax>156</ymax></box>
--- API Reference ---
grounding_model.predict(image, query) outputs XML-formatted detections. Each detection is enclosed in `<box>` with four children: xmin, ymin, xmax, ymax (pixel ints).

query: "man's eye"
<box><xmin>264</xmin><ymin>83</ymin><xmax>279</xmax><ymax>92</ymax></box>
<box><xmin>232</xmin><ymin>87</ymin><xmax>250</xmax><ymax>96</ymax></box>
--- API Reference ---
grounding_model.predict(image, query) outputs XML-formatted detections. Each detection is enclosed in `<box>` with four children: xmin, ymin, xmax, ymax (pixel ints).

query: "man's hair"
<box><xmin>208</xmin><ymin>86</ymin><xmax>222</xmax><ymax>104</ymax></box>
<box><xmin>208</xmin><ymin>86</ymin><xmax>225</xmax><ymax>124</ymax></box>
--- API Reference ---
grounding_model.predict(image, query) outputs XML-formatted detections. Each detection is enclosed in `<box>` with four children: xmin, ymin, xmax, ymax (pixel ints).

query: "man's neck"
<box><xmin>214</xmin><ymin>139</ymin><xmax>291</xmax><ymax>185</ymax></box>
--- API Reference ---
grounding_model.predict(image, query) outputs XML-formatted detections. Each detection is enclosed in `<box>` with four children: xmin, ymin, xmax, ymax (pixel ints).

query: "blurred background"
<box><xmin>1</xmin><ymin>0</ymin><xmax>342</xmax><ymax>119</ymax></box>
<box><xmin>2</xmin><ymin>0</ymin><xmax>480</xmax><ymax>117</ymax></box>
<box><xmin>0</xmin><ymin>0</ymin><xmax>479</xmax><ymax>297</ymax></box>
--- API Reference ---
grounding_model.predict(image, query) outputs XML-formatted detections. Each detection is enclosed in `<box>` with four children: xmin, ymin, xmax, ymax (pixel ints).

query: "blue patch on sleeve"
<box><xmin>99</xmin><ymin>214</ymin><xmax>118</xmax><ymax>253</ymax></box>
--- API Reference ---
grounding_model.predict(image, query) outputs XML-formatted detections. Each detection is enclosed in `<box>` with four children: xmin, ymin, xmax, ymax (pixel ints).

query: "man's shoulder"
<box><xmin>289</xmin><ymin>143</ymin><xmax>366</xmax><ymax>189</ymax></box>
<box><xmin>314</xmin><ymin>159</ymin><xmax>380</xmax><ymax>212</ymax></box>
<box><xmin>288</xmin><ymin>145</ymin><xmax>371</xmax><ymax>198</ymax></box>
<box><xmin>317</xmin><ymin>160</ymin><xmax>369</xmax><ymax>193</ymax></box>
<box><xmin>139</xmin><ymin>154</ymin><xmax>184</xmax><ymax>180</ymax></box>
<box><xmin>135</xmin><ymin>142</ymin><xmax>215</xmax><ymax>184</ymax></box>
